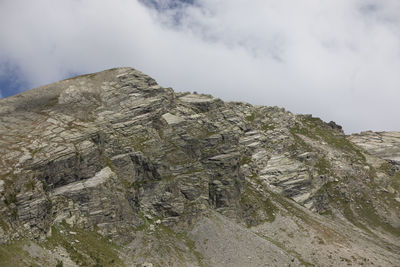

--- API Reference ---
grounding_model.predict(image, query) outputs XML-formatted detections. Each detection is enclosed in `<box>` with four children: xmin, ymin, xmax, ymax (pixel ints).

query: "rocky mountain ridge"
<box><xmin>0</xmin><ymin>67</ymin><xmax>399</xmax><ymax>266</ymax></box>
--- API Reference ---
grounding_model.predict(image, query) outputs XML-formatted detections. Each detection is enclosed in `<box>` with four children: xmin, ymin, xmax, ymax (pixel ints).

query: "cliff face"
<box><xmin>0</xmin><ymin>68</ymin><xmax>399</xmax><ymax>266</ymax></box>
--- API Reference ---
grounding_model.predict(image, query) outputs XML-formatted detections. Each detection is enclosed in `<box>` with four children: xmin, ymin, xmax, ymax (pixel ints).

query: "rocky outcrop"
<box><xmin>0</xmin><ymin>68</ymin><xmax>245</xmax><ymax>240</ymax></box>
<box><xmin>0</xmin><ymin>67</ymin><xmax>399</xmax><ymax>266</ymax></box>
<box><xmin>349</xmin><ymin>131</ymin><xmax>400</xmax><ymax>169</ymax></box>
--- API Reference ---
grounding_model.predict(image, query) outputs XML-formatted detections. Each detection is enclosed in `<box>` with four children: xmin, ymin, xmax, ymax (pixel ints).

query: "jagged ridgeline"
<box><xmin>0</xmin><ymin>68</ymin><xmax>399</xmax><ymax>266</ymax></box>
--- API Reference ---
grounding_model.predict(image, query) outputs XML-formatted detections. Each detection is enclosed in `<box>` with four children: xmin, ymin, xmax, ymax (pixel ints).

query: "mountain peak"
<box><xmin>0</xmin><ymin>68</ymin><xmax>399</xmax><ymax>266</ymax></box>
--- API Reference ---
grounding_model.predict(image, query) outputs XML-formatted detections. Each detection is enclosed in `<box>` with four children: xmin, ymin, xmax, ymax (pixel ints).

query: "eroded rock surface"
<box><xmin>0</xmin><ymin>68</ymin><xmax>399</xmax><ymax>266</ymax></box>
<box><xmin>349</xmin><ymin>131</ymin><xmax>400</xmax><ymax>168</ymax></box>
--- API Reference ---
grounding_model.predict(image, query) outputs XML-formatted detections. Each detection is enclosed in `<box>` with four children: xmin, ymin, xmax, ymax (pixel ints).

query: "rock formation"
<box><xmin>0</xmin><ymin>68</ymin><xmax>399</xmax><ymax>266</ymax></box>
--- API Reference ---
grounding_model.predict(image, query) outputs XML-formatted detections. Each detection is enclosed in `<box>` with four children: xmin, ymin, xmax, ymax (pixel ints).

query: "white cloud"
<box><xmin>0</xmin><ymin>0</ymin><xmax>399</xmax><ymax>133</ymax></box>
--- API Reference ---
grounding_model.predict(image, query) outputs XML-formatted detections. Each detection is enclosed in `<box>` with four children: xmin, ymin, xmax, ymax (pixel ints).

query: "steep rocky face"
<box><xmin>0</xmin><ymin>68</ymin><xmax>399</xmax><ymax>266</ymax></box>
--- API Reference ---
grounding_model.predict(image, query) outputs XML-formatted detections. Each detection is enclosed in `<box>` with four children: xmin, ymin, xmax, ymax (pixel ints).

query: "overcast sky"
<box><xmin>0</xmin><ymin>0</ymin><xmax>399</xmax><ymax>133</ymax></box>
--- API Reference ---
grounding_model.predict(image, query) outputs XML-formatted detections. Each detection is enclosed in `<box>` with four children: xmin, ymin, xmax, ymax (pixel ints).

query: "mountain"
<box><xmin>0</xmin><ymin>67</ymin><xmax>399</xmax><ymax>266</ymax></box>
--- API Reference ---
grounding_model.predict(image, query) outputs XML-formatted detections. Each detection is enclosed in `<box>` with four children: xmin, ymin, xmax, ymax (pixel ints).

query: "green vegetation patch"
<box><xmin>322</xmin><ymin>181</ymin><xmax>400</xmax><ymax>237</ymax></box>
<box><xmin>199</xmin><ymin>128</ymin><xmax>218</xmax><ymax>139</ymax></box>
<box><xmin>240</xmin><ymin>155</ymin><xmax>252</xmax><ymax>165</ymax></box>
<box><xmin>129</xmin><ymin>135</ymin><xmax>150</xmax><ymax>152</ymax></box>
<box><xmin>3</xmin><ymin>192</ymin><xmax>17</xmax><ymax>206</ymax></box>
<box><xmin>290</xmin><ymin>116</ymin><xmax>365</xmax><ymax>161</ymax></box>
<box><xmin>132</xmin><ymin>213</ymin><xmax>206</xmax><ymax>267</ymax></box>
<box><xmin>131</xmin><ymin>179</ymin><xmax>153</xmax><ymax>191</ymax></box>
<box><xmin>43</xmin><ymin>223</ymin><xmax>123</xmax><ymax>266</ymax></box>
<box><xmin>245</xmin><ymin>112</ymin><xmax>256</xmax><ymax>123</ymax></box>
<box><xmin>314</xmin><ymin>157</ymin><xmax>332</xmax><ymax>175</ymax></box>
<box><xmin>24</xmin><ymin>180</ymin><xmax>36</xmax><ymax>192</ymax></box>
<box><xmin>0</xmin><ymin>240</ymin><xmax>43</xmax><ymax>267</ymax></box>
<box><xmin>392</xmin><ymin>172</ymin><xmax>400</xmax><ymax>192</ymax></box>
<box><xmin>378</xmin><ymin>162</ymin><xmax>400</xmax><ymax>191</ymax></box>
<box><xmin>261</xmin><ymin>122</ymin><xmax>275</xmax><ymax>131</ymax></box>
<box><xmin>156</xmin><ymin>225</ymin><xmax>206</xmax><ymax>266</ymax></box>
<box><xmin>0</xmin><ymin>219</ymin><xmax>10</xmax><ymax>232</ymax></box>
<box><xmin>240</xmin><ymin>181</ymin><xmax>277</xmax><ymax>227</ymax></box>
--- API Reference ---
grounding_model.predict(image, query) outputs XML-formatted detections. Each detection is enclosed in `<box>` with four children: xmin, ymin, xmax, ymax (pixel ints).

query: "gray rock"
<box><xmin>349</xmin><ymin>131</ymin><xmax>400</xmax><ymax>168</ymax></box>
<box><xmin>0</xmin><ymin>180</ymin><xmax>4</xmax><ymax>193</ymax></box>
<box><xmin>0</xmin><ymin>67</ymin><xmax>399</xmax><ymax>266</ymax></box>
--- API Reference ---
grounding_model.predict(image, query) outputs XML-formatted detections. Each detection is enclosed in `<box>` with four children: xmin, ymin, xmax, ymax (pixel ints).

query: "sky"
<box><xmin>0</xmin><ymin>0</ymin><xmax>399</xmax><ymax>133</ymax></box>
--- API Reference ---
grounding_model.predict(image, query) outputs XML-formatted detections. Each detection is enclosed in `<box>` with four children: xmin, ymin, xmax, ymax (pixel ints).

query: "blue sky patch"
<box><xmin>0</xmin><ymin>62</ymin><xmax>29</xmax><ymax>98</ymax></box>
